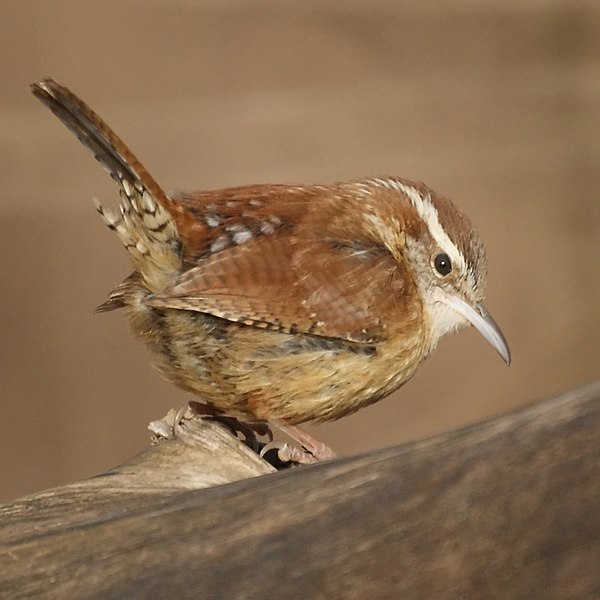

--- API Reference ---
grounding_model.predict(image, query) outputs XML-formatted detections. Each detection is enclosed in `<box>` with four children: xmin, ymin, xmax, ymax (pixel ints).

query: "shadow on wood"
<box><xmin>1</xmin><ymin>382</ymin><xmax>599</xmax><ymax>599</ymax></box>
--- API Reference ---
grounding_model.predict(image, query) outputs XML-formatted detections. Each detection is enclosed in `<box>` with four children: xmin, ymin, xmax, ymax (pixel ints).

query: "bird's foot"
<box><xmin>259</xmin><ymin>424</ymin><xmax>337</xmax><ymax>467</ymax></box>
<box><xmin>260</xmin><ymin>441</ymin><xmax>318</xmax><ymax>465</ymax></box>
<box><xmin>170</xmin><ymin>402</ymin><xmax>335</xmax><ymax>468</ymax></box>
<box><xmin>276</xmin><ymin>423</ymin><xmax>338</xmax><ymax>461</ymax></box>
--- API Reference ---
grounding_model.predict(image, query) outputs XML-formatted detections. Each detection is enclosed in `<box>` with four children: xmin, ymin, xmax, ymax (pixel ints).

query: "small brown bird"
<box><xmin>32</xmin><ymin>78</ymin><xmax>510</xmax><ymax>462</ymax></box>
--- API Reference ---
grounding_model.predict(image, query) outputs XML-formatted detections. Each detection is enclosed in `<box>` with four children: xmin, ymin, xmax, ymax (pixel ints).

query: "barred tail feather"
<box><xmin>31</xmin><ymin>78</ymin><xmax>181</xmax><ymax>292</ymax></box>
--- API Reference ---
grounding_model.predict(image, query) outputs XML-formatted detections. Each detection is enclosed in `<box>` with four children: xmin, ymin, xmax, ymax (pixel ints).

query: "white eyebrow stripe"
<box><xmin>375</xmin><ymin>178</ymin><xmax>466</xmax><ymax>273</ymax></box>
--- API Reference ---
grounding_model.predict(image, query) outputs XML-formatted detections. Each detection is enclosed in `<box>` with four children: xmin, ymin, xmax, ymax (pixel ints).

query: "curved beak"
<box><xmin>443</xmin><ymin>296</ymin><xmax>511</xmax><ymax>366</ymax></box>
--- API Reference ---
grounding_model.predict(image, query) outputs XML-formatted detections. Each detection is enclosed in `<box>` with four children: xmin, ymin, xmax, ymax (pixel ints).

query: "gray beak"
<box><xmin>443</xmin><ymin>296</ymin><xmax>511</xmax><ymax>365</ymax></box>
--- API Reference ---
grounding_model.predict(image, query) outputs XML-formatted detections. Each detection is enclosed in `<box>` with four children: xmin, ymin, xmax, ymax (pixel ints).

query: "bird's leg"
<box><xmin>279</xmin><ymin>424</ymin><xmax>338</xmax><ymax>460</ymax></box>
<box><xmin>260</xmin><ymin>423</ymin><xmax>337</xmax><ymax>465</ymax></box>
<box><xmin>173</xmin><ymin>403</ymin><xmax>333</xmax><ymax>466</ymax></box>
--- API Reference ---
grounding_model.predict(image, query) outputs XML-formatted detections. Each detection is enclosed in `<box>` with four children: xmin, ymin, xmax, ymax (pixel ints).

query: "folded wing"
<box><xmin>147</xmin><ymin>234</ymin><xmax>405</xmax><ymax>343</ymax></box>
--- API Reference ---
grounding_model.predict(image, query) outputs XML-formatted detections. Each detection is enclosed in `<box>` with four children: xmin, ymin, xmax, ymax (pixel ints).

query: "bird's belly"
<box><xmin>130</xmin><ymin>305</ymin><xmax>425</xmax><ymax>424</ymax></box>
<box><xmin>231</xmin><ymin>329</ymin><xmax>425</xmax><ymax>423</ymax></box>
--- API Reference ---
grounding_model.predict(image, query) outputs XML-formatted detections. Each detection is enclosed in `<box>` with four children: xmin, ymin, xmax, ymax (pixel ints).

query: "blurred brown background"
<box><xmin>1</xmin><ymin>1</ymin><xmax>599</xmax><ymax>502</ymax></box>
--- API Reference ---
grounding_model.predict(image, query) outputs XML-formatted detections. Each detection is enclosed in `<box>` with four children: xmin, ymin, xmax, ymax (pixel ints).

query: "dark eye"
<box><xmin>434</xmin><ymin>253</ymin><xmax>452</xmax><ymax>276</ymax></box>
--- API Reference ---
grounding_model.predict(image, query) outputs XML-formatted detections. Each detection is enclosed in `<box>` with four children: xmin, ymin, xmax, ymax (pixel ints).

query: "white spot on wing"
<box><xmin>233</xmin><ymin>228</ymin><xmax>253</xmax><ymax>244</ymax></box>
<box><xmin>260</xmin><ymin>221</ymin><xmax>275</xmax><ymax>235</ymax></box>
<box><xmin>205</xmin><ymin>214</ymin><xmax>220</xmax><ymax>228</ymax></box>
<box><xmin>210</xmin><ymin>234</ymin><xmax>229</xmax><ymax>253</ymax></box>
<box><xmin>224</xmin><ymin>222</ymin><xmax>254</xmax><ymax>244</ymax></box>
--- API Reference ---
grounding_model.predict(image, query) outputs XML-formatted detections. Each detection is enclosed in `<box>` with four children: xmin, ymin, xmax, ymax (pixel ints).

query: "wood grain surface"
<box><xmin>1</xmin><ymin>382</ymin><xmax>598</xmax><ymax>599</ymax></box>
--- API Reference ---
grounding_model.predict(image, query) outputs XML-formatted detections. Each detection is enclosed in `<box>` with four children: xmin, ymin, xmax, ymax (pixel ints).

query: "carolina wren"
<box><xmin>32</xmin><ymin>78</ymin><xmax>510</xmax><ymax>460</ymax></box>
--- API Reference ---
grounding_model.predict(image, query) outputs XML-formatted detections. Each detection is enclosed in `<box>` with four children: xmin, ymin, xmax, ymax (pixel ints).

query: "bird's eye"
<box><xmin>434</xmin><ymin>253</ymin><xmax>452</xmax><ymax>276</ymax></box>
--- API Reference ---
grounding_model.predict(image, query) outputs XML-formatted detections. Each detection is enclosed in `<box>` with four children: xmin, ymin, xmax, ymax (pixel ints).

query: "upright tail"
<box><xmin>31</xmin><ymin>78</ymin><xmax>182</xmax><ymax>297</ymax></box>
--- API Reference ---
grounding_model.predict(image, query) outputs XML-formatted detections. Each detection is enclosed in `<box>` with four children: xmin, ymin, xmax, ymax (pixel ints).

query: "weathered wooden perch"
<box><xmin>1</xmin><ymin>382</ymin><xmax>599</xmax><ymax>600</ymax></box>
